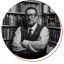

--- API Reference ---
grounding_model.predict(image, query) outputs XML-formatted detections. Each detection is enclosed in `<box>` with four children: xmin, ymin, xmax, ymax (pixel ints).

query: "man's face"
<box><xmin>26</xmin><ymin>9</ymin><xmax>38</xmax><ymax>26</ymax></box>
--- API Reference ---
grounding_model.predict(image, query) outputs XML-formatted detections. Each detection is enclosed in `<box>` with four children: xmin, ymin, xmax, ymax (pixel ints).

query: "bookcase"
<box><xmin>2</xmin><ymin>1</ymin><xmax>61</xmax><ymax>53</ymax></box>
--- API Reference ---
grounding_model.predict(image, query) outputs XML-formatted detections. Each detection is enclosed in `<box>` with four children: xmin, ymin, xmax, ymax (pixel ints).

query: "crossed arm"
<box><xmin>12</xmin><ymin>27</ymin><xmax>49</xmax><ymax>52</ymax></box>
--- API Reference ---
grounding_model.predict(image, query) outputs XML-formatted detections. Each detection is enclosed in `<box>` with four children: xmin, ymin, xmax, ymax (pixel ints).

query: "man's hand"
<box><xmin>21</xmin><ymin>40</ymin><xmax>30</xmax><ymax>48</ymax></box>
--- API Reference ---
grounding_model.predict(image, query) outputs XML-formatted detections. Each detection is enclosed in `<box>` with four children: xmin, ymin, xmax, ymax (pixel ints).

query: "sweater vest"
<box><xmin>21</xmin><ymin>24</ymin><xmax>42</xmax><ymax>42</ymax></box>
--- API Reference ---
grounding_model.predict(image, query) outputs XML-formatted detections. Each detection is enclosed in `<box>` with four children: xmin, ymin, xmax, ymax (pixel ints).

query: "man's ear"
<box><xmin>35</xmin><ymin>15</ymin><xmax>38</xmax><ymax>20</ymax></box>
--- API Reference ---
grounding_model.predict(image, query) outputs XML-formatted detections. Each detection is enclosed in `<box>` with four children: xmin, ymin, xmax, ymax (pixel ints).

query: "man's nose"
<box><xmin>28</xmin><ymin>16</ymin><xmax>31</xmax><ymax>19</ymax></box>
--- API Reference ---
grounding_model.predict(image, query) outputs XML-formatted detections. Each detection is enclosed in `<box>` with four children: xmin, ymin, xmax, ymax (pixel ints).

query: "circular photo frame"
<box><xmin>1</xmin><ymin>0</ymin><xmax>63</xmax><ymax>62</ymax></box>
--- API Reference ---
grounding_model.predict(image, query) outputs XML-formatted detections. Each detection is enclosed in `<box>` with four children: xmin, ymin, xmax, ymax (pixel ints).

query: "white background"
<box><xmin>0</xmin><ymin>0</ymin><xmax>64</xmax><ymax>63</ymax></box>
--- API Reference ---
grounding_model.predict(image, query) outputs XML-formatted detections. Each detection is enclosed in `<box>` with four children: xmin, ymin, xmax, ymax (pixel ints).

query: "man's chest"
<box><xmin>21</xmin><ymin>25</ymin><xmax>42</xmax><ymax>41</ymax></box>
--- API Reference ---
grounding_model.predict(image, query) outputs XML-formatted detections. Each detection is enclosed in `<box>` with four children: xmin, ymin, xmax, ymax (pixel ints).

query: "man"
<box><xmin>12</xmin><ymin>7</ymin><xmax>49</xmax><ymax>59</ymax></box>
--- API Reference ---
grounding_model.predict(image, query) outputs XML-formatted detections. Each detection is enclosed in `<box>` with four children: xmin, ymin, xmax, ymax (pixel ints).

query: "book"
<box><xmin>3</xmin><ymin>14</ymin><xmax>9</xmax><ymax>25</ymax></box>
<box><xmin>43</xmin><ymin>4</ymin><xmax>49</xmax><ymax>13</ymax></box>
<box><xmin>55</xmin><ymin>21</ymin><xmax>60</xmax><ymax>27</ymax></box>
<box><xmin>20</xmin><ymin>3</ymin><xmax>30</xmax><ymax>13</ymax></box>
<box><xmin>9</xmin><ymin>14</ymin><xmax>14</xmax><ymax>25</ymax></box>
<box><xmin>22</xmin><ymin>3</ymin><xmax>26</xmax><ymax>13</ymax></box>
<box><xmin>49</xmin><ymin>30</ymin><xmax>54</xmax><ymax>41</ymax></box>
<box><xmin>30</xmin><ymin>3</ymin><xmax>36</xmax><ymax>8</ymax></box>
<box><xmin>35</xmin><ymin>4</ymin><xmax>40</xmax><ymax>15</ymax></box>
<box><xmin>7</xmin><ymin>28</ymin><xmax>9</xmax><ymax>40</ymax></box>
<box><xmin>49</xmin><ymin>30</ymin><xmax>60</xmax><ymax>42</ymax></box>
<box><xmin>50</xmin><ymin>7</ymin><xmax>55</xmax><ymax>13</ymax></box>
<box><xmin>16</xmin><ymin>3</ymin><xmax>21</xmax><ymax>12</ymax></box>
<box><xmin>2</xmin><ymin>28</ymin><xmax>4</xmax><ymax>39</ymax></box>
<box><xmin>47</xmin><ymin>42</ymin><xmax>56</xmax><ymax>53</ymax></box>
<box><xmin>13</xmin><ymin>15</ymin><xmax>18</xmax><ymax>26</ymax></box>
<box><xmin>37</xmin><ymin>18</ymin><xmax>42</xmax><ymax>26</ymax></box>
<box><xmin>4</xmin><ymin>28</ymin><xmax>7</xmax><ymax>40</ymax></box>
<box><xmin>48</xmin><ymin>19</ymin><xmax>55</xmax><ymax>27</ymax></box>
<box><xmin>55</xmin><ymin>15</ymin><xmax>59</xmax><ymax>20</ymax></box>
<box><xmin>9</xmin><ymin>28</ymin><xmax>13</xmax><ymax>39</ymax></box>
<box><xmin>10</xmin><ymin>5</ymin><xmax>17</xmax><ymax>12</ymax></box>
<box><xmin>53</xmin><ymin>30</ymin><xmax>57</xmax><ymax>42</ymax></box>
<box><xmin>56</xmin><ymin>31</ymin><xmax>60</xmax><ymax>42</ymax></box>
<box><xmin>47</xmin><ymin>45</ymin><xmax>53</xmax><ymax>53</ymax></box>
<box><xmin>27</xmin><ymin>3</ymin><xmax>31</xmax><ymax>8</ymax></box>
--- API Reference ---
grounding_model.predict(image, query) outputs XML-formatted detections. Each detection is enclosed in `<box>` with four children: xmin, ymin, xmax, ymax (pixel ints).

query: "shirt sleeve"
<box><xmin>12</xmin><ymin>27</ymin><xmax>26</xmax><ymax>51</ymax></box>
<box><xmin>22</xmin><ymin>27</ymin><xmax>49</xmax><ymax>52</ymax></box>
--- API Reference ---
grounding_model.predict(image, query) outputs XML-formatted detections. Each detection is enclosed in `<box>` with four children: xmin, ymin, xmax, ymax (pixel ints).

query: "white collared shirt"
<box><xmin>28</xmin><ymin>23</ymin><xmax>37</xmax><ymax>34</ymax></box>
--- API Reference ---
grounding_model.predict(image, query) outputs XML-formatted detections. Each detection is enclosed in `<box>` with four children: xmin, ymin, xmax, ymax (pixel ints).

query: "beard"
<box><xmin>27</xmin><ymin>19</ymin><xmax>36</xmax><ymax>27</ymax></box>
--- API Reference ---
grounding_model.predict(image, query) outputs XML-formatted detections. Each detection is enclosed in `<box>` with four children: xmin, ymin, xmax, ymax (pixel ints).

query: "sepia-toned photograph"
<box><xmin>1</xmin><ymin>0</ymin><xmax>61</xmax><ymax>59</ymax></box>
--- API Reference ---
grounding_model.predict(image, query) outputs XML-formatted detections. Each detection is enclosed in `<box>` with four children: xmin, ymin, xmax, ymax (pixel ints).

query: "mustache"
<box><xmin>27</xmin><ymin>18</ymin><xmax>33</xmax><ymax>21</ymax></box>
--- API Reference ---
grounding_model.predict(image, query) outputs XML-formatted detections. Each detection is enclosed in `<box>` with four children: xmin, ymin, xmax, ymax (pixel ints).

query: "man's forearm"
<box><xmin>21</xmin><ymin>40</ymin><xmax>47</xmax><ymax>52</ymax></box>
<box><xmin>12</xmin><ymin>41</ymin><xmax>26</xmax><ymax>51</ymax></box>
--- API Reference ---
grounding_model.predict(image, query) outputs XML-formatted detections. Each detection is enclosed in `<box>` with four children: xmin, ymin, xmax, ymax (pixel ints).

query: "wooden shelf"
<box><xmin>22</xmin><ymin>1</ymin><xmax>40</xmax><ymax>4</ymax></box>
<box><xmin>7</xmin><ymin>12</ymin><xmax>25</xmax><ymax>15</ymax></box>
<box><xmin>4</xmin><ymin>39</ymin><xmax>12</xmax><ymax>41</ymax></box>
<box><xmin>42</xmin><ymin>13</ymin><xmax>56</xmax><ymax>16</ymax></box>
<box><xmin>49</xmin><ymin>40</ymin><xmax>57</xmax><ymax>44</ymax></box>
<box><xmin>47</xmin><ymin>26</ymin><xmax>61</xmax><ymax>29</ymax></box>
<box><xmin>2</xmin><ymin>25</ymin><xmax>18</xmax><ymax>28</ymax></box>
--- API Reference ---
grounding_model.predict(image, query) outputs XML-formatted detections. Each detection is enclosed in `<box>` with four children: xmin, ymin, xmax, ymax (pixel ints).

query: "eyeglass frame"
<box><xmin>25</xmin><ymin>13</ymin><xmax>37</xmax><ymax>19</ymax></box>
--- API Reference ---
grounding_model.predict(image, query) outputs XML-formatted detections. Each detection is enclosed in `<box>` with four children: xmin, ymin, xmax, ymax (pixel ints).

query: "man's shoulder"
<box><xmin>16</xmin><ymin>26</ymin><xmax>27</xmax><ymax>32</ymax></box>
<box><xmin>37</xmin><ymin>24</ymin><xmax>49</xmax><ymax>32</ymax></box>
<box><xmin>37</xmin><ymin>24</ymin><xmax>44</xmax><ymax>31</ymax></box>
<box><xmin>42</xmin><ymin>26</ymin><xmax>49</xmax><ymax>30</ymax></box>
<box><xmin>16</xmin><ymin>27</ymin><xmax>21</xmax><ymax>31</ymax></box>
<box><xmin>37</xmin><ymin>24</ymin><xmax>48</xmax><ymax>29</ymax></box>
<box><xmin>41</xmin><ymin>26</ymin><xmax>49</xmax><ymax>33</ymax></box>
<box><xmin>17</xmin><ymin>26</ymin><xmax>21</xmax><ymax>29</ymax></box>
<box><xmin>37</xmin><ymin>24</ymin><xmax>42</xmax><ymax>28</ymax></box>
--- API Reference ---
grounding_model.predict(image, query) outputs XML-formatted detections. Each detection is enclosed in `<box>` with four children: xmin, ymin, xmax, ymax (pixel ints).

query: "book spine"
<box><xmin>43</xmin><ymin>4</ymin><xmax>49</xmax><ymax>13</ymax></box>
<box><xmin>7</xmin><ymin>28</ymin><xmax>9</xmax><ymax>40</ymax></box>
<box><xmin>4</xmin><ymin>28</ymin><xmax>7</xmax><ymax>40</ymax></box>
<box><xmin>48</xmin><ymin>19</ymin><xmax>55</xmax><ymax>27</ymax></box>
<box><xmin>2</xmin><ymin>28</ymin><xmax>4</xmax><ymax>39</ymax></box>
<box><xmin>16</xmin><ymin>3</ymin><xmax>21</xmax><ymax>12</ymax></box>
<box><xmin>9</xmin><ymin>15</ymin><xmax>14</xmax><ymax>25</ymax></box>
<box><xmin>50</xmin><ymin>7</ymin><xmax>55</xmax><ymax>13</ymax></box>
<box><xmin>10</xmin><ymin>5</ymin><xmax>16</xmax><ymax>12</ymax></box>
<box><xmin>35</xmin><ymin>4</ymin><xmax>39</xmax><ymax>15</ymax></box>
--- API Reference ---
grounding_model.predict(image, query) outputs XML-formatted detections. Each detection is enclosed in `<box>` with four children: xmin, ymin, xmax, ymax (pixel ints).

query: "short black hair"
<box><xmin>25</xmin><ymin>7</ymin><xmax>38</xmax><ymax>15</ymax></box>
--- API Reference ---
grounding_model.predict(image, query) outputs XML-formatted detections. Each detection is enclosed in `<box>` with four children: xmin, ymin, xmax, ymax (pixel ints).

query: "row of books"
<box><xmin>2</xmin><ymin>28</ymin><xmax>17</xmax><ymax>40</ymax></box>
<box><xmin>3</xmin><ymin>14</ymin><xmax>60</xmax><ymax>27</ymax></box>
<box><xmin>42</xmin><ymin>4</ymin><xmax>55</xmax><ymax>14</ymax></box>
<box><xmin>48</xmin><ymin>19</ymin><xmax>60</xmax><ymax>27</ymax></box>
<box><xmin>47</xmin><ymin>43</ymin><xmax>55</xmax><ymax>53</ymax></box>
<box><xmin>44</xmin><ymin>19</ymin><xmax>60</xmax><ymax>27</ymax></box>
<box><xmin>48</xmin><ymin>19</ymin><xmax>55</xmax><ymax>27</ymax></box>
<box><xmin>2</xmin><ymin>27</ymin><xmax>60</xmax><ymax>42</ymax></box>
<box><xmin>3</xmin><ymin>14</ymin><xmax>24</xmax><ymax>26</ymax></box>
<box><xmin>49</xmin><ymin>30</ymin><xmax>60</xmax><ymax>42</ymax></box>
<box><xmin>43</xmin><ymin>15</ymin><xmax>60</xmax><ymax>27</ymax></box>
<box><xmin>8</xmin><ymin>2</ymin><xmax>40</xmax><ymax>14</ymax></box>
<box><xmin>8</xmin><ymin>2</ymin><xmax>55</xmax><ymax>14</ymax></box>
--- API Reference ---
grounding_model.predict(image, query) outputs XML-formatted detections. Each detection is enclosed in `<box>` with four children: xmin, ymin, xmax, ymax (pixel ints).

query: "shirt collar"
<box><xmin>28</xmin><ymin>23</ymin><xmax>37</xmax><ymax>31</ymax></box>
